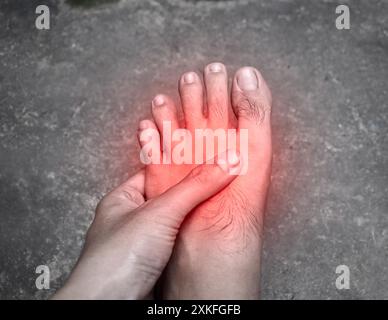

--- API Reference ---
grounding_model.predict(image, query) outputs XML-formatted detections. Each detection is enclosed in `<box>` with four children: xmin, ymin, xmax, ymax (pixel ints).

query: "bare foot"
<box><xmin>138</xmin><ymin>63</ymin><xmax>272</xmax><ymax>299</ymax></box>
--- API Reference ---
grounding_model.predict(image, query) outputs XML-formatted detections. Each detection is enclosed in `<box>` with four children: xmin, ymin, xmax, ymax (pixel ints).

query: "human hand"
<box><xmin>52</xmin><ymin>151</ymin><xmax>240</xmax><ymax>299</ymax></box>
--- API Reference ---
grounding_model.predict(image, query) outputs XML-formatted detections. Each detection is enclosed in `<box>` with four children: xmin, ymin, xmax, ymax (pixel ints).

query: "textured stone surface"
<box><xmin>0</xmin><ymin>0</ymin><xmax>387</xmax><ymax>299</ymax></box>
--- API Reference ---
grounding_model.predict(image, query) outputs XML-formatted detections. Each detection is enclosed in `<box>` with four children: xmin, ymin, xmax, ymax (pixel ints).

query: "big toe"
<box><xmin>232</xmin><ymin>66</ymin><xmax>272</xmax><ymax>176</ymax></box>
<box><xmin>232</xmin><ymin>66</ymin><xmax>272</xmax><ymax>130</ymax></box>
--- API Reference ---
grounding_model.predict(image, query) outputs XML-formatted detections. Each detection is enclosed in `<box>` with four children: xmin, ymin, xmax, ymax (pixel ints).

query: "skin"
<box><xmin>53</xmin><ymin>63</ymin><xmax>272</xmax><ymax>300</ymax></box>
<box><xmin>139</xmin><ymin>63</ymin><xmax>272</xmax><ymax>299</ymax></box>
<box><xmin>52</xmin><ymin>152</ymin><xmax>241</xmax><ymax>300</ymax></box>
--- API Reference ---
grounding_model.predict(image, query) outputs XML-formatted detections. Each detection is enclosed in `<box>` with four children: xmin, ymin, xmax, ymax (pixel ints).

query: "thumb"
<box><xmin>145</xmin><ymin>149</ymin><xmax>242</xmax><ymax>226</ymax></box>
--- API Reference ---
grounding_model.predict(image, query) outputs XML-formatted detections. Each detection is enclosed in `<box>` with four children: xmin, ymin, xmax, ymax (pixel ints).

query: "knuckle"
<box><xmin>95</xmin><ymin>188</ymin><xmax>143</xmax><ymax>215</ymax></box>
<box><xmin>189</xmin><ymin>165</ymin><xmax>213</xmax><ymax>185</ymax></box>
<box><xmin>120</xmin><ymin>188</ymin><xmax>144</xmax><ymax>205</ymax></box>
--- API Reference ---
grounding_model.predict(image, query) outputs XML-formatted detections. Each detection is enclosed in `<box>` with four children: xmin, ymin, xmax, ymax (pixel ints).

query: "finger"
<box><xmin>146</xmin><ymin>149</ymin><xmax>241</xmax><ymax>226</ymax></box>
<box><xmin>97</xmin><ymin>169</ymin><xmax>146</xmax><ymax>215</ymax></box>
<box><xmin>116</xmin><ymin>169</ymin><xmax>145</xmax><ymax>197</ymax></box>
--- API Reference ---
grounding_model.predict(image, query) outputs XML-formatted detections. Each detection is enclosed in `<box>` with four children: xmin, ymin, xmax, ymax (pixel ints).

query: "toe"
<box><xmin>232</xmin><ymin>67</ymin><xmax>272</xmax><ymax>175</ymax></box>
<box><xmin>137</xmin><ymin>119</ymin><xmax>161</xmax><ymax>165</ymax></box>
<box><xmin>179</xmin><ymin>71</ymin><xmax>206</xmax><ymax>131</ymax></box>
<box><xmin>151</xmin><ymin>94</ymin><xmax>180</xmax><ymax>163</ymax></box>
<box><xmin>231</xmin><ymin>66</ymin><xmax>272</xmax><ymax>130</ymax></box>
<box><xmin>204</xmin><ymin>62</ymin><xmax>229</xmax><ymax>128</ymax></box>
<box><xmin>151</xmin><ymin>94</ymin><xmax>180</xmax><ymax>133</ymax></box>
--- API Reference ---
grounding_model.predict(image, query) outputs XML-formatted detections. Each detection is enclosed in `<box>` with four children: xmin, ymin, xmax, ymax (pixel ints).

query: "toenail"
<box><xmin>138</xmin><ymin>120</ymin><xmax>149</xmax><ymax>130</ymax></box>
<box><xmin>183</xmin><ymin>72</ymin><xmax>195</xmax><ymax>84</ymax></box>
<box><xmin>153</xmin><ymin>95</ymin><xmax>165</xmax><ymax>107</ymax></box>
<box><xmin>209</xmin><ymin>63</ymin><xmax>222</xmax><ymax>73</ymax></box>
<box><xmin>237</xmin><ymin>68</ymin><xmax>258</xmax><ymax>91</ymax></box>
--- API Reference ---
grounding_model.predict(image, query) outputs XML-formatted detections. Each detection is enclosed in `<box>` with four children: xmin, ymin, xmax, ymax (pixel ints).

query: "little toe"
<box><xmin>137</xmin><ymin>119</ymin><xmax>161</xmax><ymax>165</ymax></box>
<box><xmin>151</xmin><ymin>94</ymin><xmax>180</xmax><ymax>162</ymax></box>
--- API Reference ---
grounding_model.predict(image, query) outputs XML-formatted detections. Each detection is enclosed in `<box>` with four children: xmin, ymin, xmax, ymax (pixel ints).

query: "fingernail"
<box><xmin>183</xmin><ymin>72</ymin><xmax>195</xmax><ymax>84</ymax></box>
<box><xmin>138</xmin><ymin>120</ymin><xmax>149</xmax><ymax>130</ymax></box>
<box><xmin>217</xmin><ymin>149</ymin><xmax>240</xmax><ymax>174</ymax></box>
<box><xmin>209</xmin><ymin>63</ymin><xmax>222</xmax><ymax>73</ymax></box>
<box><xmin>227</xmin><ymin>150</ymin><xmax>240</xmax><ymax>166</ymax></box>
<box><xmin>237</xmin><ymin>67</ymin><xmax>258</xmax><ymax>91</ymax></box>
<box><xmin>153</xmin><ymin>95</ymin><xmax>164</xmax><ymax>107</ymax></box>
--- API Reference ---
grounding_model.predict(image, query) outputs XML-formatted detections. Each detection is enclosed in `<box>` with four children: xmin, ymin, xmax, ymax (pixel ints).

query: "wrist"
<box><xmin>52</xmin><ymin>255</ymin><xmax>149</xmax><ymax>300</ymax></box>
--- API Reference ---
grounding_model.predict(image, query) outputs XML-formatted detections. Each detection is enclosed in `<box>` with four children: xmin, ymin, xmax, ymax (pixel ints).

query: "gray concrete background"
<box><xmin>0</xmin><ymin>0</ymin><xmax>387</xmax><ymax>299</ymax></box>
